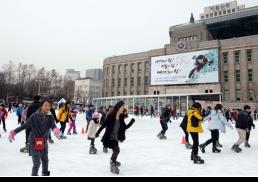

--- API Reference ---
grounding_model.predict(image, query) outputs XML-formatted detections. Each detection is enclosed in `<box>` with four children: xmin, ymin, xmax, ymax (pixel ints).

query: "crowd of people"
<box><xmin>0</xmin><ymin>96</ymin><xmax>257</xmax><ymax>176</ymax></box>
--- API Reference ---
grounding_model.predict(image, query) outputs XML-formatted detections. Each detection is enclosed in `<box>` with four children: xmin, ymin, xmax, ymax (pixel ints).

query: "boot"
<box><xmin>67</xmin><ymin>131</ymin><xmax>71</xmax><ymax>135</ymax></box>
<box><xmin>103</xmin><ymin>147</ymin><xmax>108</xmax><ymax>153</ymax></box>
<box><xmin>157</xmin><ymin>132</ymin><xmax>161</xmax><ymax>138</ymax></box>
<box><xmin>89</xmin><ymin>145</ymin><xmax>97</xmax><ymax>154</ymax></box>
<box><xmin>245</xmin><ymin>142</ymin><xmax>251</xmax><ymax>148</ymax></box>
<box><xmin>212</xmin><ymin>147</ymin><xmax>221</xmax><ymax>153</ymax></box>
<box><xmin>193</xmin><ymin>155</ymin><xmax>205</xmax><ymax>164</ymax></box>
<box><xmin>199</xmin><ymin>144</ymin><xmax>206</xmax><ymax>153</ymax></box>
<box><xmin>110</xmin><ymin>160</ymin><xmax>120</xmax><ymax>174</ymax></box>
<box><xmin>231</xmin><ymin>144</ymin><xmax>242</xmax><ymax>153</ymax></box>
<box><xmin>216</xmin><ymin>142</ymin><xmax>223</xmax><ymax>148</ymax></box>
<box><xmin>159</xmin><ymin>134</ymin><xmax>167</xmax><ymax>140</ymax></box>
<box><xmin>110</xmin><ymin>159</ymin><xmax>121</xmax><ymax>167</ymax></box>
<box><xmin>42</xmin><ymin>171</ymin><xmax>50</xmax><ymax>176</ymax></box>
<box><xmin>73</xmin><ymin>131</ymin><xmax>78</xmax><ymax>135</ymax></box>
<box><xmin>60</xmin><ymin>134</ymin><xmax>67</xmax><ymax>139</ymax></box>
<box><xmin>185</xmin><ymin>142</ymin><xmax>193</xmax><ymax>149</ymax></box>
<box><xmin>20</xmin><ymin>144</ymin><xmax>29</xmax><ymax>153</ymax></box>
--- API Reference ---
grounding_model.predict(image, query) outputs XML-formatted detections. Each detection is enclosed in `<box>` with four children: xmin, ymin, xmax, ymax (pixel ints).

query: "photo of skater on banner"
<box><xmin>150</xmin><ymin>49</ymin><xmax>219</xmax><ymax>85</ymax></box>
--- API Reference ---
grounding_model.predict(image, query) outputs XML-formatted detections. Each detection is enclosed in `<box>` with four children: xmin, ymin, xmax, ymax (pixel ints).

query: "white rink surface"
<box><xmin>0</xmin><ymin>112</ymin><xmax>258</xmax><ymax>177</ymax></box>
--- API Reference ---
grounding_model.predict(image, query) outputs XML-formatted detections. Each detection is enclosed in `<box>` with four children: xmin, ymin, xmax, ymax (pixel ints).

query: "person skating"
<box><xmin>86</xmin><ymin>105</ymin><xmax>95</xmax><ymax>131</ymax></box>
<box><xmin>180</xmin><ymin>114</ymin><xmax>192</xmax><ymax>149</ymax></box>
<box><xmin>87</xmin><ymin>112</ymin><xmax>100</xmax><ymax>154</ymax></box>
<box><xmin>157</xmin><ymin>105</ymin><xmax>171</xmax><ymax>140</ymax></box>
<box><xmin>0</xmin><ymin>104</ymin><xmax>8</xmax><ymax>132</ymax></box>
<box><xmin>96</xmin><ymin>101</ymin><xmax>135</xmax><ymax>175</ymax></box>
<box><xmin>199</xmin><ymin>104</ymin><xmax>233</xmax><ymax>154</ymax></box>
<box><xmin>232</xmin><ymin>105</ymin><xmax>251</xmax><ymax>153</ymax></box>
<box><xmin>254</xmin><ymin>110</ymin><xmax>257</xmax><ymax>121</ymax></box>
<box><xmin>57</xmin><ymin>101</ymin><xmax>71</xmax><ymax>139</ymax></box>
<box><xmin>186</xmin><ymin>102</ymin><xmax>205</xmax><ymax>164</ymax></box>
<box><xmin>150</xmin><ymin>105</ymin><xmax>155</xmax><ymax>118</ymax></box>
<box><xmin>245</xmin><ymin>110</ymin><xmax>255</xmax><ymax>148</ymax></box>
<box><xmin>16</xmin><ymin>104</ymin><xmax>24</xmax><ymax>125</ymax></box>
<box><xmin>98</xmin><ymin>106</ymin><xmax>108</xmax><ymax>153</ymax></box>
<box><xmin>67</xmin><ymin>106</ymin><xmax>78</xmax><ymax>135</ymax></box>
<box><xmin>20</xmin><ymin>95</ymin><xmax>41</xmax><ymax>153</ymax></box>
<box><xmin>21</xmin><ymin>105</ymin><xmax>29</xmax><ymax>125</ymax></box>
<box><xmin>8</xmin><ymin>99</ymin><xmax>61</xmax><ymax>176</ymax></box>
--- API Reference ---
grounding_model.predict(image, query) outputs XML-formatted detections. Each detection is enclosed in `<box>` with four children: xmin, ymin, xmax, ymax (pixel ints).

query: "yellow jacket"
<box><xmin>186</xmin><ymin>107</ymin><xmax>203</xmax><ymax>133</ymax></box>
<box><xmin>57</xmin><ymin>106</ymin><xmax>71</xmax><ymax>123</ymax></box>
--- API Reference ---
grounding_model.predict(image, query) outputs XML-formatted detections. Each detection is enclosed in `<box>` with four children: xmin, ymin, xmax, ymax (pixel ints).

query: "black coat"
<box><xmin>235</xmin><ymin>111</ymin><xmax>249</xmax><ymax>130</ymax></box>
<box><xmin>100</xmin><ymin>112</ymin><xmax>106</xmax><ymax>125</ymax></box>
<box><xmin>160</xmin><ymin>108</ymin><xmax>171</xmax><ymax>123</ymax></box>
<box><xmin>27</xmin><ymin>101</ymin><xmax>41</xmax><ymax>119</ymax></box>
<box><xmin>96</xmin><ymin>114</ymin><xmax>135</xmax><ymax>148</ymax></box>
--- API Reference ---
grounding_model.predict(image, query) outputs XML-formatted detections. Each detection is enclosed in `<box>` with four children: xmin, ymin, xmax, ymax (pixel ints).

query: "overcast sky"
<box><xmin>0</xmin><ymin>0</ymin><xmax>257</xmax><ymax>75</ymax></box>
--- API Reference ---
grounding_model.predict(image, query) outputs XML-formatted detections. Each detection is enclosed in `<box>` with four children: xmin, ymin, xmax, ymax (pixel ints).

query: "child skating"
<box><xmin>67</xmin><ymin>106</ymin><xmax>78</xmax><ymax>135</ymax></box>
<box><xmin>87</xmin><ymin>112</ymin><xmax>100</xmax><ymax>154</ymax></box>
<box><xmin>157</xmin><ymin>105</ymin><xmax>171</xmax><ymax>140</ymax></box>
<box><xmin>8</xmin><ymin>99</ymin><xmax>61</xmax><ymax>176</ymax></box>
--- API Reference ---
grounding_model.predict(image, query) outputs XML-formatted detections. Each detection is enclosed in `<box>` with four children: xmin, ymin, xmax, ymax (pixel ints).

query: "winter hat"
<box><xmin>192</xmin><ymin>102</ymin><xmax>202</xmax><ymax>110</ymax></box>
<box><xmin>92</xmin><ymin>112</ymin><xmax>100</xmax><ymax>119</ymax></box>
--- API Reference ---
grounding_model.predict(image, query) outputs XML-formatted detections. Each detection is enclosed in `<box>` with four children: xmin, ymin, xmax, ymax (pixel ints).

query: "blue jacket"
<box><xmin>205</xmin><ymin>110</ymin><xmax>233</xmax><ymax>133</ymax></box>
<box><xmin>16</xmin><ymin>106</ymin><xmax>24</xmax><ymax>116</ymax></box>
<box><xmin>86</xmin><ymin>108</ymin><xmax>95</xmax><ymax>121</ymax></box>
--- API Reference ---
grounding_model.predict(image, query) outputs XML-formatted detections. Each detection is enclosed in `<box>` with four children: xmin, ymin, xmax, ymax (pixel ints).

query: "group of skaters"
<box><xmin>4</xmin><ymin>96</ymin><xmax>136</xmax><ymax>176</ymax></box>
<box><xmin>158</xmin><ymin>102</ymin><xmax>256</xmax><ymax>164</ymax></box>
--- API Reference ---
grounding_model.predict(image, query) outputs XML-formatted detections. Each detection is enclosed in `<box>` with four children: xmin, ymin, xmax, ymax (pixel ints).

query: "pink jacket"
<box><xmin>87</xmin><ymin>120</ymin><xmax>100</xmax><ymax>139</ymax></box>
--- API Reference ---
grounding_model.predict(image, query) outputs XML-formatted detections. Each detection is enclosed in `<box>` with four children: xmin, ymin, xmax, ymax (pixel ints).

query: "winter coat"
<box><xmin>16</xmin><ymin>106</ymin><xmax>24</xmax><ymax>116</ymax></box>
<box><xmin>96</xmin><ymin>114</ymin><xmax>135</xmax><ymax>148</ymax></box>
<box><xmin>186</xmin><ymin>107</ymin><xmax>203</xmax><ymax>133</ymax></box>
<box><xmin>27</xmin><ymin>101</ymin><xmax>41</xmax><ymax>119</ymax></box>
<box><xmin>150</xmin><ymin>106</ymin><xmax>154</xmax><ymax>113</ymax></box>
<box><xmin>57</xmin><ymin>106</ymin><xmax>71</xmax><ymax>123</ymax></box>
<box><xmin>160</xmin><ymin>108</ymin><xmax>171</xmax><ymax>123</ymax></box>
<box><xmin>21</xmin><ymin>107</ymin><xmax>28</xmax><ymax>122</ymax></box>
<box><xmin>205</xmin><ymin>110</ymin><xmax>232</xmax><ymax>133</ymax></box>
<box><xmin>86</xmin><ymin>108</ymin><xmax>95</xmax><ymax>121</ymax></box>
<box><xmin>87</xmin><ymin>120</ymin><xmax>100</xmax><ymax>139</ymax></box>
<box><xmin>235</xmin><ymin>111</ymin><xmax>249</xmax><ymax>130</ymax></box>
<box><xmin>14</xmin><ymin>110</ymin><xmax>57</xmax><ymax>145</ymax></box>
<box><xmin>0</xmin><ymin>108</ymin><xmax>8</xmax><ymax>120</ymax></box>
<box><xmin>100</xmin><ymin>112</ymin><xmax>106</xmax><ymax>125</ymax></box>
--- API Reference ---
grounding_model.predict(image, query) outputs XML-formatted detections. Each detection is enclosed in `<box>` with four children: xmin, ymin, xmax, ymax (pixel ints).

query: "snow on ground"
<box><xmin>0</xmin><ymin>112</ymin><xmax>258</xmax><ymax>177</ymax></box>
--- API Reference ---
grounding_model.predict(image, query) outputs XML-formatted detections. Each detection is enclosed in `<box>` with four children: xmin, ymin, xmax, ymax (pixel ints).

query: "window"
<box><xmin>206</xmin><ymin>14</ymin><xmax>209</xmax><ymax>18</ymax></box>
<box><xmin>205</xmin><ymin>90</ymin><xmax>209</xmax><ymax>93</ymax></box>
<box><xmin>145</xmin><ymin>62</ymin><xmax>149</xmax><ymax>72</ymax></box>
<box><xmin>124</xmin><ymin>78</ymin><xmax>127</xmax><ymax>86</ymax></box>
<box><xmin>130</xmin><ymin>92</ymin><xmax>134</xmax><ymax>95</ymax></box>
<box><xmin>124</xmin><ymin>64</ymin><xmax>128</xmax><ymax>73</ymax></box>
<box><xmin>201</xmin><ymin>16</ymin><xmax>204</xmax><ymax>19</ymax></box>
<box><xmin>131</xmin><ymin>64</ymin><xmax>135</xmax><ymax>72</ymax></box>
<box><xmin>124</xmin><ymin>92</ymin><xmax>127</xmax><ymax>96</ymax></box>
<box><xmin>216</xmin><ymin>5</ymin><xmax>220</xmax><ymax>10</ymax></box>
<box><xmin>118</xmin><ymin>78</ymin><xmax>121</xmax><ymax>87</ymax></box>
<box><xmin>193</xmin><ymin>35</ymin><xmax>197</xmax><ymax>40</ymax></box>
<box><xmin>223</xmin><ymin>10</ymin><xmax>226</xmax><ymax>14</ymax></box>
<box><xmin>112</xmin><ymin>92</ymin><xmax>114</xmax><ymax>96</ymax></box>
<box><xmin>223</xmin><ymin>52</ymin><xmax>228</xmax><ymax>64</ymax></box>
<box><xmin>224</xmin><ymin>71</ymin><xmax>229</xmax><ymax>82</ymax></box>
<box><xmin>235</xmin><ymin>51</ymin><xmax>240</xmax><ymax>63</ymax></box>
<box><xmin>236</xmin><ymin>89</ymin><xmax>241</xmax><ymax>101</ymax></box>
<box><xmin>228</xmin><ymin>9</ymin><xmax>231</xmax><ymax>14</ymax></box>
<box><xmin>224</xmin><ymin>90</ymin><xmax>229</xmax><ymax>101</ymax></box>
<box><xmin>138</xmin><ymin>63</ymin><xmax>142</xmax><ymax>72</ymax></box>
<box><xmin>232</xmin><ymin>8</ymin><xmax>235</xmax><ymax>13</ymax></box>
<box><xmin>112</xmin><ymin>66</ymin><xmax>116</xmax><ymax>74</ymax></box>
<box><xmin>226</xmin><ymin>3</ymin><xmax>230</xmax><ymax>8</ymax></box>
<box><xmin>236</xmin><ymin>70</ymin><xmax>241</xmax><ymax>82</ymax></box>
<box><xmin>219</xmin><ymin>11</ymin><xmax>222</xmax><ymax>15</ymax></box>
<box><xmin>247</xmin><ymin>50</ymin><xmax>252</xmax><ymax>62</ymax></box>
<box><xmin>137</xmin><ymin>77</ymin><xmax>141</xmax><ymax>85</ymax></box>
<box><xmin>248</xmin><ymin>69</ymin><xmax>253</xmax><ymax>82</ymax></box>
<box><xmin>249</xmin><ymin>90</ymin><xmax>254</xmax><ymax>101</ymax></box>
<box><xmin>118</xmin><ymin>65</ymin><xmax>122</xmax><ymax>74</ymax></box>
<box><xmin>145</xmin><ymin>76</ymin><xmax>149</xmax><ymax>85</ymax></box>
<box><xmin>130</xmin><ymin>78</ymin><xmax>134</xmax><ymax>86</ymax></box>
<box><xmin>106</xmin><ymin>67</ymin><xmax>109</xmax><ymax>74</ymax></box>
<box><xmin>210</xmin><ymin>13</ymin><xmax>213</xmax><ymax>17</ymax></box>
<box><xmin>117</xmin><ymin>92</ymin><xmax>120</xmax><ymax>96</ymax></box>
<box><xmin>112</xmin><ymin>79</ymin><xmax>115</xmax><ymax>87</ymax></box>
<box><xmin>214</xmin><ymin>12</ymin><xmax>218</xmax><ymax>16</ymax></box>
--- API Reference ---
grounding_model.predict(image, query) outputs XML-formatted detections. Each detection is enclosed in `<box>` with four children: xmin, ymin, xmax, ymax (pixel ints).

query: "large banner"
<box><xmin>150</xmin><ymin>49</ymin><xmax>219</xmax><ymax>85</ymax></box>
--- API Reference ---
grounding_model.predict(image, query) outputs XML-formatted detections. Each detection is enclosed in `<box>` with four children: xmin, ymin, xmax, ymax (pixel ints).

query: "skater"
<box><xmin>87</xmin><ymin>112</ymin><xmax>100</xmax><ymax>154</ymax></box>
<box><xmin>199</xmin><ymin>104</ymin><xmax>233</xmax><ymax>154</ymax></box>
<box><xmin>20</xmin><ymin>95</ymin><xmax>41</xmax><ymax>154</ymax></box>
<box><xmin>140</xmin><ymin>106</ymin><xmax>144</xmax><ymax>117</ymax></box>
<box><xmin>99</xmin><ymin>106</ymin><xmax>107</xmax><ymax>126</ymax></box>
<box><xmin>0</xmin><ymin>104</ymin><xmax>8</xmax><ymax>132</ymax></box>
<box><xmin>180</xmin><ymin>114</ymin><xmax>192</xmax><ymax>149</ymax></box>
<box><xmin>254</xmin><ymin>110</ymin><xmax>257</xmax><ymax>121</ymax></box>
<box><xmin>150</xmin><ymin>105</ymin><xmax>155</xmax><ymax>118</ymax></box>
<box><xmin>245</xmin><ymin>110</ymin><xmax>255</xmax><ymax>148</ymax></box>
<box><xmin>8</xmin><ymin>99</ymin><xmax>61</xmax><ymax>176</ymax></box>
<box><xmin>96</xmin><ymin>101</ymin><xmax>135</xmax><ymax>175</ymax></box>
<box><xmin>157</xmin><ymin>105</ymin><xmax>171</xmax><ymax>140</ymax></box>
<box><xmin>57</xmin><ymin>101</ymin><xmax>71</xmax><ymax>139</ymax></box>
<box><xmin>67</xmin><ymin>106</ymin><xmax>78</xmax><ymax>135</ymax></box>
<box><xmin>86</xmin><ymin>105</ymin><xmax>95</xmax><ymax>131</ymax></box>
<box><xmin>17</xmin><ymin>104</ymin><xmax>24</xmax><ymax>125</ymax></box>
<box><xmin>225</xmin><ymin>108</ymin><xmax>232</xmax><ymax>123</ymax></box>
<box><xmin>187</xmin><ymin>102</ymin><xmax>205</xmax><ymax>164</ymax></box>
<box><xmin>21</xmin><ymin>105</ymin><xmax>29</xmax><ymax>125</ymax></box>
<box><xmin>232</xmin><ymin>105</ymin><xmax>251</xmax><ymax>153</ymax></box>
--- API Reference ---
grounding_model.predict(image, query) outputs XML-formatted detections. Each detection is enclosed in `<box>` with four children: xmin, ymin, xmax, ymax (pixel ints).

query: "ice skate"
<box><xmin>212</xmin><ymin>147</ymin><xmax>221</xmax><ymax>153</ymax></box>
<box><xmin>199</xmin><ymin>144</ymin><xmax>206</xmax><ymax>153</ymax></box>
<box><xmin>216</xmin><ymin>142</ymin><xmax>223</xmax><ymax>148</ymax></box>
<box><xmin>245</xmin><ymin>142</ymin><xmax>251</xmax><ymax>148</ymax></box>
<box><xmin>103</xmin><ymin>147</ymin><xmax>108</xmax><ymax>153</ymax></box>
<box><xmin>20</xmin><ymin>145</ymin><xmax>29</xmax><ymax>153</ymax></box>
<box><xmin>110</xmin><ymin>159</ymin><xmax>121</xmax><ymax>167</ymax></box>
<box><xmin>110</xmin><ymin>161</ymin><xmax>120</xmax><ymax>174</ymax></box>
<box><xmin>232</xmin><ymin>145</ymin><xmax>242</xmax><ymax>153</ymax></box>
<box><xmin>67</xmin><ymin>131</ymin><xmax>71</xmax><ymax>135</ymax></box>
<box><xmin>89</xmin><ymin>145</ymin><xmax>97</xmax><ymax>154</ymax></box>
<box><xmin>73</xmin><ymin>131</ymin><xmax>78</xmax><ymax>135</ymax></box>
<box><xmin>193</xmin><ymin>155</ymin><xmax>205</xmax><ymax>164</ymax></box>
<box><xmin>185</xmin><ymin>142</ymin><xmax>193</xmax><ymax>149</ymax></box>
<box><xmin>49</xmin><ymin>138</ymin><xmax>54</xmax><ymax>144</ymax></box>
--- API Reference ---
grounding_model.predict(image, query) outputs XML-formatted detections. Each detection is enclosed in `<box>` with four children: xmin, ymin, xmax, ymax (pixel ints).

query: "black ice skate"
<box><xmin>20</xmin><ymin>144</ymin><xmax>29</xmax><ymax>153</ymax></box>
<box><xmin>185</xmin><ymin>142</ymin><xmax>193</xmax><ymax>149</ymax></box>
<box><xmin>199</xmin><ymin>144</ymin><xmax>206</xmax><ymax>153</ymax></box>
<box><xmin>42</xmin><ymin>171</ymin><xmax>51</xmax><ymax>176</ymax></box>
<box><xmin>110</xmin><ymin>160</ymin><xmax>120</xmax><ymax>175</ymax></box>
<box><xmin>89</xmin><ymin>145</ymin><xmax>97</xmax><ymax>154</ymax></box>
<box><xmin>110</xmin><ymin>159</ymin><xmax>121</xmax><ymax>167</ymax></box>
<box><xmin>193</xmin><ymin>155</ymin><xmax>205</xmax><ymax>164</ymax></box>
<box><xmin>49</xmin><ymin>138</ymin><xmax>54</xmax><ymax>144</ymax></box>
<box><xmin>103</xmin><ymin>147</ymin><xmax>108</xmax><ymax>153</ymax></box>
<box><xmin>245</xmin><ymin>142</ymin><xmax>251</xmax><ymax>148</ymax></box>
<box><xmin>231</xmin><ymin>145</ymin><xmax>242</xmax><ymax>153</ymax></box>
<box><xmin>67</xmin><ymin>131</ymin><xmax>71</xmax><ymax>135</ymax></box>
<box><xmin>216</xmin><ymin>142</ymin><xmax>223</xmax><ymax>148</ymax></box>
<box><xmin>212</xmin><ymin>147</ymin><xmax>221</xmax><ymax>153</ymax></box>
<box><xmin>159</xmin><ymin>134</ymin><xmax>167</xmax><ymax>140</ymax></box>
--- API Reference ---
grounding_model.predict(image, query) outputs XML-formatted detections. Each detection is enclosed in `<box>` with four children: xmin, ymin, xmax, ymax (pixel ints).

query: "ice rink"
<box><xmin>0</xmin><ymin>112</ymin><xmax>257</xmax><ymax>177</ymax></box>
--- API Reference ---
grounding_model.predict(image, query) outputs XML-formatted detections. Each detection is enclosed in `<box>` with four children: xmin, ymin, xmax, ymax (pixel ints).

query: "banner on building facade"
<box><xmin>150</xmin><ymin>49</ymin><xmax>219</xmax><ymax>85</ymax></box>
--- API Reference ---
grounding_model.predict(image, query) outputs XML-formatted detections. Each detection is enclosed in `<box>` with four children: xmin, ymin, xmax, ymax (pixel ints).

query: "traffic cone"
<box><xmin>181</xmin><ymin>136</ymin><xmax>186</xmax><ymax>145</ymax></box>
<box><xmin>81</xmin><ymin>127</ymin><xmax>85</xmax><ymax>134</ymax></box>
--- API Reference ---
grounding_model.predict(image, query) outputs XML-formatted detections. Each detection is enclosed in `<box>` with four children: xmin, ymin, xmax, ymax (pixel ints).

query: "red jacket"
<box><xmin>0</xmin><ymin>108</ymin><xmax>8</xmax><ymax>120</ymax></box>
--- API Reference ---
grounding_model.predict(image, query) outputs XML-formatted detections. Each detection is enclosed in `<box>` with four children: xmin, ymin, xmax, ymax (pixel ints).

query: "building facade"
<box><xmin>64</xmin><ymin>69</ymin><xmax>81</xmax><ymax>81</ymax></box>
<box><xmin>85</xmin><ymin>69</ymin><xmax>103</xmax><ymax>81</ymax></box>
<box><xmin>103</xmin><ymin>2</ymin><xmax>258</xmax><ymax>110</ymax></box>
<box><xmin>74</xmin><ymin>77</ymin><xmax>102</xmax><ymax>104</ymax></box>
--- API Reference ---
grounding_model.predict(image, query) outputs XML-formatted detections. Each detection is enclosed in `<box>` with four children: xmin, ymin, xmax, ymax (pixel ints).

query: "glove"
<box><xmin>53</xmin><ymin>128</ymin><xmax>61</xmax><ymax>137</ymax></box>
<box><xmin>130</xmin><ymin>118</ymin><xmax>135</xmax><ymax>123</ymax></box>
<box><xmin>8</xmin><ymin>131</ymin><xmax>16</xmax><ymax>143</ymax></box>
